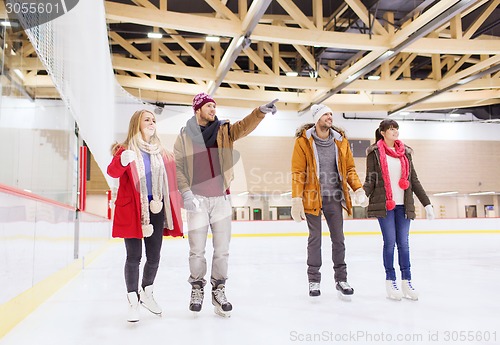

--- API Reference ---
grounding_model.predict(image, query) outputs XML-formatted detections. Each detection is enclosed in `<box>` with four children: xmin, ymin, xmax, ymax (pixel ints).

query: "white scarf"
<box><xmin>135</xmin><ymin>138</ymin><xmax>173</xmax><ymax>236</ymax></box>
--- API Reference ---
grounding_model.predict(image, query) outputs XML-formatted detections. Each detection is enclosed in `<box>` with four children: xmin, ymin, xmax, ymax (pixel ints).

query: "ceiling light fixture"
<box><xmin>286</xmin><ymin>71</ymin><xmax>298</xmax><ymax>77</ymax></box>
<box><xmin>469</xmin><ymin>191</ymin><xmax>496</xmax><ymax>196</ymax></box>
<box><xmin>0</xmin><ymin>21</ymin><xmax>11</xmax><ymax>27</ymax></box>
<box><xmin>147</xmin><ymin>32</ymin><xmax>163</xmax><ymax>39</ymax></box>
<box><xmin>206</xmin><ymin>35</ymin><xmax>220</xmax><ymax>42</ymax></box>
<box><xmin>237</xmin><ymin>191</ymin><xmax>250</xmax><ymax>196</ymax></box>
<box><xmin>367</xmin><ymin>75</ymin><xmax>380</xmax><ymax>80</ymax></box>
<box><xmin>433</xmin><ymin>191</ymin><xmax>459</xmax><ymax>196</ymax></box>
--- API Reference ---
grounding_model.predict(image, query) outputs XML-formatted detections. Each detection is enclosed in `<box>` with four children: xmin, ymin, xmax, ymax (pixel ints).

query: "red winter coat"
<box><xmin>107</xmin><ymin>146</ymin><xmax>183</xmax><ymax>238</ymax></box>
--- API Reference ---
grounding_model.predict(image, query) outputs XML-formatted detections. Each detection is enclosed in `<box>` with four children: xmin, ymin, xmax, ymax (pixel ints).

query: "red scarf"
<box><xmin>377</xmin><ymin>139</ymin><xmax>410</xmax><ymax>211</ymax></box>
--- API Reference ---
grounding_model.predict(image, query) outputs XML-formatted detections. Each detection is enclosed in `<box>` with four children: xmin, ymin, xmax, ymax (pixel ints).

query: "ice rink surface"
<box><xmin>2</xmin><ymin>232</ymin><xmax>500</xmax><ymax>345</ymax></box>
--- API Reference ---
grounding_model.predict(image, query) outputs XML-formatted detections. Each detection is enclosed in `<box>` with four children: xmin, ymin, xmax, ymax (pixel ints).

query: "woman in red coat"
<box><xmin>107</xmin><ymin>109</ymin><xmax>183</xmax><ymax>322</ymax></box>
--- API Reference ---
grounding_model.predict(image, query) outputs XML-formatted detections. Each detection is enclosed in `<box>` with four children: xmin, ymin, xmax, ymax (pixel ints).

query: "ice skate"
<box><xmin>385</xmin><ymin>280</ymin><xmax>403</xmax><ymax>301</ymax></box>
<box><xmin>336</xmin><ymin>281</ymin><xmax>354</xmax><ymax>301</ymax></box>
<box><xmin>212</xmin><ymin>283</ymin><xmax>232</xmax><ymax>318</ymax></box>
<box><xmin>401</xmin><ymin>280</ymin><xmax>419</xmax><ymax>301</ymax></box>
<box><xmin>139</xmin><ymin>285</ymin><xmax>162</xmax><ymax>316</ymax></box>
<box><xmin>126</xmin><ymin>292</ymin><xmax>140</xmax><ymax>322</ymax></box>
<box><xmin>309</xmin><ymin>282</ymin><xmax>321</xmax><ymax>297</ymax></box>
<box><xmin>189</xmin><ymin>284</ymin><xmax>204</xmax><ymax>314</ymax></box>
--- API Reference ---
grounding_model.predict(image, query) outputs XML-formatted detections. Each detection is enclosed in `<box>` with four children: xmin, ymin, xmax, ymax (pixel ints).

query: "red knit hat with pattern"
<box><xmin>192</xmin><ymin>93</ymin><xmax>216</xmax><ymax>112</ymax></box>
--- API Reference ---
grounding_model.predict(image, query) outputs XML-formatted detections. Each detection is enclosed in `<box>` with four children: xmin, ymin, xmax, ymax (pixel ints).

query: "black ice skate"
<box><xmin>189</xmin><ymin>284</ymin><xmax>204</xmax><ymax>313</ymax></box>
<box><xmin>309</xmin><ymin>282</ymin><xmax>321</xmax><ymax>297</ymax></box>
<box><xmin>212</xmin><ymin>283</ymin><xmax>232</xmax><ymax>317</ymax></box>
<box><xmin>336</xmin><ymin>281</ymin><xmax>354</xmax><ymax>301</ymax></box>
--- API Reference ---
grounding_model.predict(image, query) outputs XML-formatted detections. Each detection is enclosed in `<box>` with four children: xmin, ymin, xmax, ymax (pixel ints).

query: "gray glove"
<box><xmin>291</xmin><ymin>197</ymin><xmax>305</xmax><ymax>222</ymax></box>
<box><xmin>425</xmin><ymin>204</ymin><xmax>435</xmax><ymax>220</ymax></box>
<box><xmin>259</xmin><ymin>99</ymin><xmax>278</xmax><ymax>115</ymax></box>
<box><xmin>182</xmin><ymin>190</ymin><xmax>198</xmax><ymax>211</ymax></box>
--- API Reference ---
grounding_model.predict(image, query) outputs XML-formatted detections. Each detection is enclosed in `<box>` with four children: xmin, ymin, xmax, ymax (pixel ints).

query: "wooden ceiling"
<box><xmin>3</xmin><ymin>0</ymin><xmax>500</xmax><ymax>118</ymax></box>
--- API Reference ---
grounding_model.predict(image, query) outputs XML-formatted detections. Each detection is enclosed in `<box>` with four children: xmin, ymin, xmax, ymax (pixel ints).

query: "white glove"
<box><xmin>354</xmin><ymin>188</ymin><xmax>369</xmax><ymax>207</ymax></box>
<box><xmin>291</xmin><ymin>197</ymin><xmax>305</xmax><ymax>222</ymax></box>
<box><xmin>259</xmin><ymin>98</ymin><xmax>278</xmax><ymax>115</ymax></box>
<box><xmin>120</xmin><ymin>149</ymin><xmax>137</xmax><ymax>166</ymax></box>
<box><xmin>142</xmin><ymin>224</ymin><xmax>153</xmax><ymax>237</ymax></box>
<box><xmin>425</xmin><ymin>204</ymin><xmax>435</xmax><ymax>220</ymax></box>
<box><xmin>182</xmin><ymin>190</ymin><xmax>199</xmax><ymax>211</ymax></box>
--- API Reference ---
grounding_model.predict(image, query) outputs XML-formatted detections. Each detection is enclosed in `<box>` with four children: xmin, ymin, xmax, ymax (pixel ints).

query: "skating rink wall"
<box><xmin>229</xmin><ymin>217</ymin><xmax>500</xmax><ymax>236</ymax></box>
<box><xmin>0</xmin><ymin>184</ymin><xmax>111</xmax><ymax>321</ymax></box>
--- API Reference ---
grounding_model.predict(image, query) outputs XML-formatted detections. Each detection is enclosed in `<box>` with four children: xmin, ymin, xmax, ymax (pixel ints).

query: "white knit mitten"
<box><xmin>142</xmin><ymin>224</ymin><xmax>154</xmax><ymax>237</ymax></box>
<box><xmin>354</xmin><ymin>188</ymin><xmax>369</xmax><ymax>207</ymax></box>
<box><xmin>120</xmin><ymin>150</ymin><xmax>137</xmax><ymax>166</ymax></box>
<box><xmin>425</xmin><ymin>204</ymin><xmax>435</xmax><ymax>220</ymax></box>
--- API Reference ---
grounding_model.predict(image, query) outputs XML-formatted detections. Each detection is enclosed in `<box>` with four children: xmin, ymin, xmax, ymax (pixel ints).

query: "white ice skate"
<box><xmin>139</xmin><ymin>285</ymin><xmax>162</xmax><ymax>316</ymax></box>
<box><xmin>401</xmin><ymin>280</ymin><xmax>419</xmax><ymax>301</ymax></box>
<box><xmin>336</xmin><ymin>281</ymin><xmax>354</xmax><ymax>301</ymax></box>
<box><xmin>126</xmin><ymin>292</ymin><xmax>140</xmax><ymax>322</ymax></box>
<box><xmin>385</xmin><ymin>280</ymin><xmax>403</xmax><ymax>301</ymax></box>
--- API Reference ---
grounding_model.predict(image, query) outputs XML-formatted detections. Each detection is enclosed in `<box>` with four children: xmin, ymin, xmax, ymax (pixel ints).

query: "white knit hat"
<box><xmin>311</xmin><ymin>104</ymin><xmax>333</xmax><ymax>125</ymax></box>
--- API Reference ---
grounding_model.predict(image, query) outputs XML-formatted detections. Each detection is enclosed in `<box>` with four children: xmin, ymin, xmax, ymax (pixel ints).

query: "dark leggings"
<box><xmin>124</xmin><ymin>208</ymin><xmax>165</xmax><ymax>293</ymax></box>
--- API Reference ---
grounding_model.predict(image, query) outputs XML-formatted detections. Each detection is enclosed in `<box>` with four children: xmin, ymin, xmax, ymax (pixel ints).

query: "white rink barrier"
<box><xmin>228</xmin><ymin>218</ymin><xmax>500</xmax><ymax>236</ymax></box>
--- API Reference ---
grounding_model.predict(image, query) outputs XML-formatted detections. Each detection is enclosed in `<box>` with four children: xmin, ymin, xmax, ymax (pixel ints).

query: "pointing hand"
<box><xmin>259</xmin><ymin>99</ymin><xmax>279</xmax><ymax>115</ymax></box>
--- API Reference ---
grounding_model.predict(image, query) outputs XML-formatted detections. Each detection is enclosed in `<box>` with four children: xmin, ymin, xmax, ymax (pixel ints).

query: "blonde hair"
<box><xmin>111</xmin><ymin>109</ymin><xmax>167</xmax><ymax>156</ymax></box>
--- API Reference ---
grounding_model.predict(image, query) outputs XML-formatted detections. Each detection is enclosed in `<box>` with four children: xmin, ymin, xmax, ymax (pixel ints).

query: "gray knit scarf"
<box><xmin>311</xmin><ymin>129</ymin><xmax>334</xmax><ymax>147</ymax></box>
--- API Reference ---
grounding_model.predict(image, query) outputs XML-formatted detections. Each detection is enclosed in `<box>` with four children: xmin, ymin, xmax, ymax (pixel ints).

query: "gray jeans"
<box><xmin>305</xmin><ymin>195</ymin><xmax>347</xmax><ymax>283</ymax></box>
<box><xmin>187</xmin><ymin>195</ymin><xmax>232</xmax><ymax>287</ymax></box>
<box><xmin>124</xmin><ymin>207</ymin><xmax>164</xmax><ymax>293</ymax></box>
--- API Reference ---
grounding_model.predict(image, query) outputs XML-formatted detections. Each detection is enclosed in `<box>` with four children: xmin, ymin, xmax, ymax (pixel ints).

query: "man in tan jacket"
<box><xmin>291</xmin><ymin>104</ymin><xmax>368</xmax><ymax>299</ymax></box>
<box><xmin>174</xmin><ymin>93</ymin><xmax>277</xmax><ymax>317</ymax></box>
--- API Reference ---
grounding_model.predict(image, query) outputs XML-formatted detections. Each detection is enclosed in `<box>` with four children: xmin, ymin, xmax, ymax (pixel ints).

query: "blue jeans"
<box><xmin>377</xmin><ymin>205</ymin><xmax>412</xmax><ymax>281</ymax></box>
